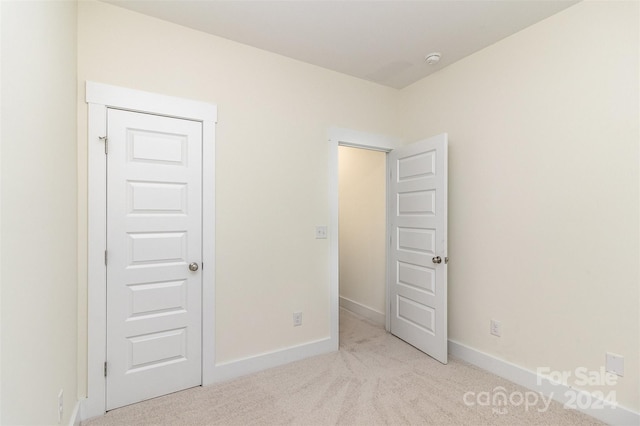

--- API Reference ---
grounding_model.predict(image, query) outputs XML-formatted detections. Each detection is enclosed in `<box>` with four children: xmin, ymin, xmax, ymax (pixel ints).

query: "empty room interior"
<box><xmin>1</xmin><ymin>0</ymin><xmax>638</xmax><ymax>425</ymax></box>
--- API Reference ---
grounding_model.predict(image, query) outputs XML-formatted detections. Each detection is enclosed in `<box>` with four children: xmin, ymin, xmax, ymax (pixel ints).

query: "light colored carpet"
<box><xmin>84</xmin><ymin>309</ymin><xmax>602</xmax><ymax>425</ymax></box>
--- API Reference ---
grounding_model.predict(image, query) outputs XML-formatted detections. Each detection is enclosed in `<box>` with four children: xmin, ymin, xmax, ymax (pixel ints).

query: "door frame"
<box><xmin>328</xmin><ymin>127</ymin><xmax>402</xmax><ymax>341</ymax></box>
<box><xmin>84</xmin><ymin>81</ymin><xmax>217</xmax><ymax>418</ymax></box>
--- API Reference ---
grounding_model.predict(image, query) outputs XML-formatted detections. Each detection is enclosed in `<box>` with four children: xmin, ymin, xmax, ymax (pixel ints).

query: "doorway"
<box><xmin>329</xmin><ymin>128</ymin><xmax>449</xmax><ymax>364</ymax></box>
<box><xmin>338</xmin><ymin>146</ymin><xmax>387</xmax><ymax>326</ymax></box>
<box><xmin>328</xmin><ymin>127</ymin><xmax>401</xmax><ymax>345</ymax></box>
<box><xmin>85</xmin><ymin>82</ymin><xmax>217</xmax><ymax>418</ymax></box>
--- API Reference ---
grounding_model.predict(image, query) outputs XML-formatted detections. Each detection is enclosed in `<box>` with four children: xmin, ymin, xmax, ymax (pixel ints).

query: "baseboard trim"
<box><xmin>339</xmin><ymin>296</ymin><xmax>385</xmax><ymax>326</ymax></box>
<box><xmin>448</xmin><ymin>340</ymin><xmax>639</xmax><ymax>426</ymax></box>
<box><xmin>208</xmin><ymin>336</ymin><xmax>336</xmax><ymax>385</ymax></box>
<box><xmin>69</xmin><ymin>399</ymin><xmax>82</xmax><ymax>426</ymax></box>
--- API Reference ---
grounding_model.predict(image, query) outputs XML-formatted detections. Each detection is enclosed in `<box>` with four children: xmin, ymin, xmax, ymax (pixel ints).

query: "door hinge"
<box><xmin>99</xmin><ymin>136</ymin><xmax>108</xmax><ymax>154</ymax></box>
<box><xmin>104</xmin><ymin>361</ymin><xmax>108</xmax><ymax>377</ymax></box>
<box><xmin>104</xmin><ymin>250</ymin><xmax>108</xmax><ymax>266</ymax></box>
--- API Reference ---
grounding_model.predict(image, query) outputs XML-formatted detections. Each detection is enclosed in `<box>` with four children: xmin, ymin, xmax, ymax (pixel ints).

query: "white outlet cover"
<box><xmin>58</xmin><ymin>389</ymin><xmax>64</xmax><ymax>423</ymax></box>
<box><xmin>315</xmin><ymin>226</ymin><xmax>328</xmax><ymax>239</ymax></box>
<box><xmin>606</xmin><ymin>352</ymin><xmax>624</xmax><ymax>376</ymax></box>
<box><xmin>490</xmin><ymin>319</ymin><xmax>501</xmax><ymax>337</ymax></box>
<box><xmin>293</xmin><ymin>312</ymin><xmax>302</xmax><ymax>326</ymax></box>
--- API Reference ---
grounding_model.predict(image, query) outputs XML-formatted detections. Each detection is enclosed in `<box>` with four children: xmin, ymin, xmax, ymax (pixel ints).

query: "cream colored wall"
<box><xmin>338</xmin><ymin>146</ymin><xmax>387</xmax><ymax>314</ymax></box>
<box><xmin>1</xmin><ymin>1</ymin><xmax>78</xmax><ymax>424</ymax></box>
<box><xmin>0</xmin><ymin>1</ymin><xmax>3</xmax><ymax>420</ymax></box>
<box><xmin>76</xmin><ymin>0</ymin><xmax>399</xmax><ymax>396</ymax></box>
<box><xmin>76</xmin><ymin>0</ymin><xmax>639</xmax><ymax>414</ymax></box>
<box><xmin>400</xmin><ymin>1</ymin><xmax>639</xmax><ymax>411</ymax></box>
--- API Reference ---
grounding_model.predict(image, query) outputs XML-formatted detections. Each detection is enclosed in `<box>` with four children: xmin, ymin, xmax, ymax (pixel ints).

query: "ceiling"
<box><xmin>104</xmin><ymin>0</ymin><xmax>580</xmax><ymax>89</ymax></box>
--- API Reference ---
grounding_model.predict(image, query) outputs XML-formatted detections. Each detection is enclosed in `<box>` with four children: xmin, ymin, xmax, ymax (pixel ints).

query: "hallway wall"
<box><xmin>338</xmin><ymin>146</ymin><xmax>387</xmax><ymax>321</ymax></box>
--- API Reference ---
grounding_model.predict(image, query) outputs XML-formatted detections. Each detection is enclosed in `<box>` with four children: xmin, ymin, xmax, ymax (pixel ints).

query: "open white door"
<box><xmin>388</xmin><ymin>133</ymin><xmax>448</xmax><ymax>364</ymax></box>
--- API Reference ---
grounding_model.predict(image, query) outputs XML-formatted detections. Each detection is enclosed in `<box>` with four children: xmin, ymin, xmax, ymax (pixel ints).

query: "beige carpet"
<box><xmin>84</xmin><ymin>309</ymin><xmax>602</xmax><ymax>425</ymax></box>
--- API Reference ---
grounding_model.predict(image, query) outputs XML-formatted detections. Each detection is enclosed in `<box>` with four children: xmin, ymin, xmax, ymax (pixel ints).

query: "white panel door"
<box><xmin>388</xmin><ymin>134</ymin><xmax>448</xmax><ymax>364</ymax></box>
<box><xmin>106</xmin><ymin>109</ymin><xmax>202</xmax><ymax>410</ymax></box>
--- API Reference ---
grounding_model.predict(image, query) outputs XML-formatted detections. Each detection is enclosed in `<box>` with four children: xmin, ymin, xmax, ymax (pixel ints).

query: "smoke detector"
<box><xmin>425</xmin><ymin>52</ymin><xmax>441</xmax><ymax>65</ymax></box>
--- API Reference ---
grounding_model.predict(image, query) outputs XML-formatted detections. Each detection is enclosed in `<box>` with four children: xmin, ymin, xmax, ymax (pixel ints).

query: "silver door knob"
<box><xmin>432</xmin><ymin>256</ymin><xmax>442</xmax><ymax>264</ymax></box>
<box><xmin>188</xmin><ymin>262</ymin><xmax>199</xmax><ymax>272</ymax></box>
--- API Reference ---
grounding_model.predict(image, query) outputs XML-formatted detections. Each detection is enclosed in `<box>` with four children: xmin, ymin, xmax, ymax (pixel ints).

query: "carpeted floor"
<box><xmin>84</xmin><ymin>309</ymin><xmax>602</xmax><ymax>425</ymax></box>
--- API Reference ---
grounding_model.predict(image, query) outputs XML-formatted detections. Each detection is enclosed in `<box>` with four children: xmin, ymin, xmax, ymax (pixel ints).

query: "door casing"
<box><xmin>85</xmin><ymin>82</ymin><xmax>217</xmax><ymax>417</ymax></box>
<box><xmin>330</xmin><ymin>128</ymin><xmax>448</xmax><ymax>354</ymax></box>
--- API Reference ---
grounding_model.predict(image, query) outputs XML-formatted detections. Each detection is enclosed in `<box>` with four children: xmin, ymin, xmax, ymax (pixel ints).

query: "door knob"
<box><xmin>188</xmin><ymin>262</ymin><xmax>199</xmax><ymax>272</ymax></box>
<box><xmin>432</xmin><ymin>256</ymin><xmax>442</xmax><ymax>264</ymax></box>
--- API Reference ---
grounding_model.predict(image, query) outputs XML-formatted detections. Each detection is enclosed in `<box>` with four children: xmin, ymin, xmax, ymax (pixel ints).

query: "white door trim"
<box><xmin>84</xmin><ymin>81</ymin><xmax>217</xmax><ymax>418</ymax></box>
<box><xmin>328</xmin><ymin>127</ymin><xmax>402</xmax><ymax>340</ymax></box>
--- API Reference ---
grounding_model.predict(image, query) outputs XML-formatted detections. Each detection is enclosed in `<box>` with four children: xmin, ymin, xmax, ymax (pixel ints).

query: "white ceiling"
<box><xmin>104</xmin><ymin>0</ymin><xmax>580</xmax><ymax>89</ymax></box>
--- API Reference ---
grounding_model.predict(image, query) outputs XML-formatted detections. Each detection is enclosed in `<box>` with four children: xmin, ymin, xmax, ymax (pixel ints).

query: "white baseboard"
<box><xmin>207</xmin><ymin>336</ymin><xmax>337</xmax><ymax>385</ymax></box>
<box><xmin>339</xmin><ymin>296</ymin><xmax>385</xmax><ymax>326</ymax></box>
<box><xmin>69</xmin><ymin>399</ymin><xmax>82</xmax><ymax>426</ymax></box>
<box><xmin>449</xmin><ymin>340</ymin><xmax>640</xmax><ymax>426</ymax></box>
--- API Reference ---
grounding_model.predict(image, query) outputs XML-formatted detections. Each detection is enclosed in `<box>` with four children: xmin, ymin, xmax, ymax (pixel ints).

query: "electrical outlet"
<box><xmin>606</xmin><ymin>352</ymin><xmax>624</xmax><ymax>376</ymax></box>
<box><xmin>58</xmin><ymin>389</ymin><xmax>63</xmax><ymax>423</ymax></box>
<box><xmin>490</xmin><ymin>319</ymin><xmax>501</xmax><ymax>337</ymax></box>
<box><xmin>293</xmin><ymin>312</ymin><xmax>302</xmax><ymax>327</ymax></box>
<box><xmin>315</xmin><ymin>226</ymin><xmax>327</xmax><ymax>239</ymax></box>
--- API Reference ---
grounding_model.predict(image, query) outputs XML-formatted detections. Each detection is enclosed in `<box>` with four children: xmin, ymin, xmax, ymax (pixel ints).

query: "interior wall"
<box><xmin>1</xmin><ymin>1</ymin><xmax>78</xmax><ymax>424</ymax></box>
<box><xmin>76</xmin><ymin>0</ymin><xmax>399</xmax><ymax>396</ymax></box>
<box><xmin>338</xmin><ymin>146</ymin><xmax>386</xmax><ymax>317</ymax></box>
<box><xmin>399</xmin><ymin>1</ymin><xmax>639</xmax><ymax>411</ymax></box>
<box><xmin>0</xmin><ymin>2</ymin><xmax>3</xmax><ymax>420</ymax></box>
<box><xmin>0</xmin><ymin>1</ymin><xmax>3</xmax><ymax>420</ymax></box>
<box><xmin>75</xmin><ymin>0</ymin><xmax>639</xmax><ymax>415</ymax></box>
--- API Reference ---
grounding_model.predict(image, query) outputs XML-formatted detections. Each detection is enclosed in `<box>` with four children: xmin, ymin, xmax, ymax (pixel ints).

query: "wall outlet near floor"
<box><xmin>315</xmin><ymin>226</ymin><xmax>328</xmax><ymax>239</ymax></box>
<box><xmin>58</xmin><ymin>389</ymin><xmax>64</xmax><ymax>423</ymax></box>
<box><xmin>293</xmin><ymin>311</ymin><xmax>302</xmax><ymax>327</ymax></box>
<box><xmin>605</xmin><ymin>352</ymin><xmax>624</xmax><ymax>376</ymax></box>
<box><xmin>490</xmin><ymin>319</ymin><xmax>501</xmax><ymax>337</ymax></box>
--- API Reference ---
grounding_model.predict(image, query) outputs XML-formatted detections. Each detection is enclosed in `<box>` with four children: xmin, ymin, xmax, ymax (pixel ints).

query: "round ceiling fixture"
<box><xmin>425</xmin><ymin>52</ymin><xmax>441</xmax><ymax>65</ymax></box>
